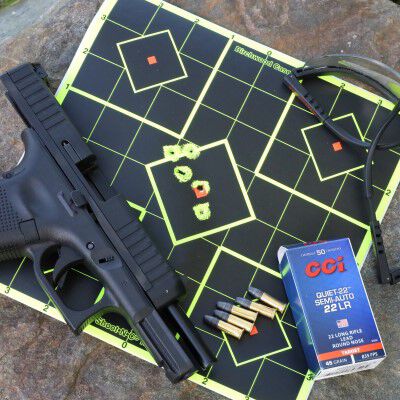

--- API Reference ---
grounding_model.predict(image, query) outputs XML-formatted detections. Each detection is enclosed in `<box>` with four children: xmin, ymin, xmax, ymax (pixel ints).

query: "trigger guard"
<box><xmin>52</xmin><ymin>246</ymin><xmax>84</xmax><ymax>287</ymax></box>
<box><xmin>28</xmin><ymin>243</ymin><xmax>119</xmax><ymax>333</ymax></box>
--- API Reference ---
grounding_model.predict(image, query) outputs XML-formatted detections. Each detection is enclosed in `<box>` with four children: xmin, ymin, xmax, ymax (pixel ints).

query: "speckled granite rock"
<box><xmin>0</xmin><ymin>1</ymin><xmax>399</xmax><ymax>399</ymax></box>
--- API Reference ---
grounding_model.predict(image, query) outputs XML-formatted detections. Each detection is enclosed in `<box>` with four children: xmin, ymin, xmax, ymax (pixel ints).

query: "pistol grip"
<box><xmin>0</xmin><ymin>184</ymin><xmax>25</xmax><ymax>261</ymax></box>
<box><xmin>0</xmin><ymin>128</ymin><xmax>46</xmax><ymax>262</ymax></box>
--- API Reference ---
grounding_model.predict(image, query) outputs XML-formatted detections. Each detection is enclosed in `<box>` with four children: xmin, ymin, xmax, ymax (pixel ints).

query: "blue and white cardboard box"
<box><xmin>278</xmin><ymin>238</ymin><xmax>386</xmax><ymax>379</ymax></box>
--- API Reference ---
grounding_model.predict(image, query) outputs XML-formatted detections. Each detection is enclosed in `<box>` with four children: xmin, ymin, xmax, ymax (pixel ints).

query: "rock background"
<box><xmin>0</xmin><ymin>1</ymin><xmax>399</xmax><ymax>399</ymax></box>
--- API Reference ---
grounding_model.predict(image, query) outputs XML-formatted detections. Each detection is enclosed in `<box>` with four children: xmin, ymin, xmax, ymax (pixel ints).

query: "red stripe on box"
<box><xmin>317</xmin><ymin>342</ymin><xmax>383</xmax><ymax>361</ymax></box>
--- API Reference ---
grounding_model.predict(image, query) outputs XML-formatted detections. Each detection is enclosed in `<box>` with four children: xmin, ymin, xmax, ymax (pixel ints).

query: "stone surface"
<box><xmin>0</xmin><ymin>0</ymin><xmax>399</xmax><ymax>399</ymax></box>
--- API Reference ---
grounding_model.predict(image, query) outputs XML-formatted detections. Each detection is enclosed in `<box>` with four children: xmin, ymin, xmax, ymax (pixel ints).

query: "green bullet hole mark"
<box><xmin>193</xmin><ymin>202</ymin><xmax>211</xmax><ymax>221</ymax></box>
<box><xmin>163</xmin><ymin>145</ymin><xmax>182</xmax><ymax>162</ymax></box>
<box><xmin>182</xmin><ymin>143</ymin><xmax>201</xmax><ymax>160</ymax></box>
<box><xmin>174</xmin><ymin>166</ymin><xmax>193</xmax><ymax>183</ymax></box>
<box><xmin>192</xmin><ymin>180</ymin><xmax>210</xmax><ymax>192</ymax></box>
<box><xmin>163</xmin><ymin>143</ymin><xmax>201</xmax><ymax>162</ymax></box>
<box><xmin>192</xmin><ymin>180</ymin><xmax>210</xmax><ymax>199</ymax></box>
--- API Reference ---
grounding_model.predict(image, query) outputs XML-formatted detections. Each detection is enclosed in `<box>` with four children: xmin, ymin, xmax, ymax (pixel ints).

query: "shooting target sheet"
<box><xmin>1</xmin><ymin>1</ymin><xmax>400</xmax><ymax>399</ymax></box>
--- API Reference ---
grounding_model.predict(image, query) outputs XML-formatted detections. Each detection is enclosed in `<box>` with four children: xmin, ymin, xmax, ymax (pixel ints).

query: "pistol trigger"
<box><xmin>53</xmin><ymin>247</ymin><xmax>83</xmax><ymax>287</ymax></box>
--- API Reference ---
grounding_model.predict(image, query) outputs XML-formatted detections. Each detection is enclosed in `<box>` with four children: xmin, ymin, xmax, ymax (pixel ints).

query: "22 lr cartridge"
<box><xmin>204</xmin><ymin>316</ymin><xmax>244</xmax><ymax>339</ymax></box>
<box><xmin>248</xmin><ymin>286</ymin><xmax>286</xmax><ymax>313</ymax></box>
<box><xmin>214</xmin><ymin>310</ymin><xmax>254</xmax><ymax>333</ymax></box>
<box><xmin>217</xmin><ymin>301</ymin><xmax>258</xmax><ymax>322</ymax></box>
<box><xmin>236</xmin><ymin>297</ymin><xmax>276</xmax><ymax>319</ymax></box>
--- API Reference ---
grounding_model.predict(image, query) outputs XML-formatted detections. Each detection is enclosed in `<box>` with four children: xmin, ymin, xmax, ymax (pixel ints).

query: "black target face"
<box><xmin>118</xmin><ymin>30</ymin><xmax>187</xmax><ymax>92</ymax></box>
<box><xmin>303</xmin><ymin>114</ymin><xmax>366</xmax><ymax>181</ymax></box>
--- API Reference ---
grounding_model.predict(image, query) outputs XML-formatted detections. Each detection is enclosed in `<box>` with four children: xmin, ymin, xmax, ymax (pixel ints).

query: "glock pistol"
<box><xmin>0</xmin><ymin>63</ymin><xmax>214</xmax><ymax>383</ymax></box>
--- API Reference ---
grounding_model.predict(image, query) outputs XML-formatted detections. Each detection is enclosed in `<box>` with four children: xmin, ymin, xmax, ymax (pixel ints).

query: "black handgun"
<box><xmin>0</xmin><ymin>63</ymin><xmax>214</xmax><ymax>383</ymax></box>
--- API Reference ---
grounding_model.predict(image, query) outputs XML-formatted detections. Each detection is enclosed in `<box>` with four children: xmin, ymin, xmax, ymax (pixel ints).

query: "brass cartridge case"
<box><xmin>249</xmin><ymin>302</ymin><xmax>276</xmax><ymax>319</ymax></box>
<box><xmin>248</xmin><ymin>286</ymin><xmax>286</xmax><ymax>313</ymax></box>
<box><xmin>204</xmin><ymin>316</ymin><xmax>244</xmax><ymax>339</ymax></box>
<box><xmin>214</xmin><ymin>310</ymin><xmax>254</xmax><ymax>333</ymax></box>
<box><xmin>236</xmin><ymin>297</ymin><xmax>276</xmax><ymax>319</ymax></box>
<box><xmin>217</xmin><ymin>301</ymin><xmax>258</xmax><ymax>322</ymax></box>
